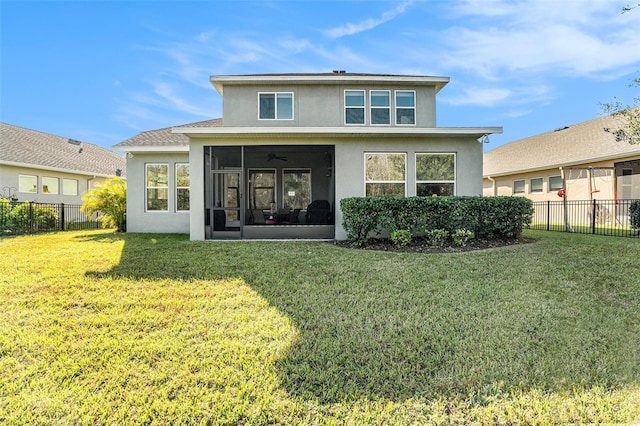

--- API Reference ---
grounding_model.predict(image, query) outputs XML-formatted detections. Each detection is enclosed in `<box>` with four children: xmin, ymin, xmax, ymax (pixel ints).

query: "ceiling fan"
<box><xmin>267</xmin><ymin>153</ymin><xmax>288</xmax><ymax>161</ymax></box>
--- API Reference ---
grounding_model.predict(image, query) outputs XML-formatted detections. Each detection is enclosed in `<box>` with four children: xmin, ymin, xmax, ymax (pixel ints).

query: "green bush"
<box><xmin>630</xmin><ymin>200</ymin><xmax>640</xmax><ymax>232</ymax></box>
<box><xmin>340</xmin><ymin>196</ymin><xmax>533</xmax><ymax>245</ymax></box>
<box><xmin>425</xmin><ymin>229</ymin><xmax>449</xmax><ymax>247</ymax></box>
<box><xmin>390</xmin><ymin>229</ymin><xmax>412</xmax><ymax>247</ymax></box>
<box><xmin>452</xmin><ymin>229</ymin><xmax>474</xmax><ymax>247</ymax></box>
<box><xmin>0</xmin><ymin>200</ymin><xmax>59</xmax><ymax>234</ymax></box>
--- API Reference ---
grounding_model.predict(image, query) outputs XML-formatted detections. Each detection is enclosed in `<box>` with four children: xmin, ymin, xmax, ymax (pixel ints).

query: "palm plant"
<box><xmin>81</xmin><ymin>176</ymin><xmax>127</xmax><ymax>231</ymax></box>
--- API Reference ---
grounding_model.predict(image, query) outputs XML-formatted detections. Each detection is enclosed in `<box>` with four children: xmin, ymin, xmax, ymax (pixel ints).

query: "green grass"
<box><xmin>1</xmin><ymin>230</ymin><xmax>639</xmax><ymax>425</ymax></box>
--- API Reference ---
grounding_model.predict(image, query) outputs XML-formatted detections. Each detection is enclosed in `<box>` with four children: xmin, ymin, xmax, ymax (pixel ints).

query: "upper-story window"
<box><xmin>345</xmin><ymin>90</ymin><xmax>365</xmax><ymax>125</ymax></box>
<box><xmin>395</xmin><ymin>90</ymin><xmax>416</xmax><ymax>125</ymax></box>
<box><xmin>370</xmin><ymin>90</ymin><xmax>390</xmax><ymax>125</ymax></box>
<box><xmin>259</xmin><ymin>92</ymin><xmax>293</xmax><ymax>120</ymax></box>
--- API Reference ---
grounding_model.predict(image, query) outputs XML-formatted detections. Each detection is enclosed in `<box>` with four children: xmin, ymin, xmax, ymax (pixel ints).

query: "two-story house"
<box><xmin>114</xmin><ymin>72</ymin><xmax>501</xmax><ymax>240</ymax></box>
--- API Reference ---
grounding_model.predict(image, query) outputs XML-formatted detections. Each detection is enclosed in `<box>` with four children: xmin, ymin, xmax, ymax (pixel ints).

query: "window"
<box><xmin>345</xmin><ymin>90</ymin><xmax>365</xmax><ymax>125</ymax></box>
<box><xmin>259</xmin><ymin>92</ymin><xmax>293</xmax><ymax>120</ymax></box>
<box><xmin>62</xmin><ymin>179</ymin><xmax>78</xmax><ymax>196</ymax></box>
<box><xmin>370</xmin><ymin>90</ymin><xmax>390</xmax><ymax>125</ymax></box>
<box><xmin>146</xmin><ymin>163</ymin><xmax>168</xmax><ymax>211</ymax></box>
<box><xmin>18</xmin><ymin>175</ymin><xmax>37</xmax><ymax>193</ymax></box>
<box><xmin>176</xmin><ymin>163</ymin><xmax>190</xmax><ymax>211</ymax></box>
<box><xmin>513</xmin><ymin>180</ymin><xmax>525</xmax><ymax>194</ymax></box>
<box><xmin>42</xmin><ymin>177</ymin><xmax>59</xmax><ymax>194</ymax></box>
<box><xmin>365</xmin><ymin>153</ymin><xmax>406</xmax><ymax>196</ymax></box>
<box><xmin>530</xmin><ymin>177</ymin><xmax>543</xmax><ymax>193</ymax></box>
<box><xmin>249</xmin><ymin>169</ymin><xmax>276</xmax><ymax>210</ymax></box>
<box><xmin>548</xmin><ymin>175</ymin><xmax>563</xmax><ymax>192</ymax></box>
<box><xmin>416</xmin><ymin>153</ymin><xmax>455</xmax><ymax>196</ymax></box>
<box><xmin>283</xmin><ymin>169</ymin><xmax>311</xmax><ymax>209</ymax></box>
<box><xmin>395</xmin><ymin>90</ymin><xmax>415</xmax><ymax>125</ymax></box>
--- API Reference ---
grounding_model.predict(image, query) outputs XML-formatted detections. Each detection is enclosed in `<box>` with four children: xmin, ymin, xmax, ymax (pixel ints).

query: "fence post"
<box><xmin>29</xmin><ymin>201</ymin><xmax>34</xmax><ymax>234</ymax></box>
<box><xmin>546</xmin><ymin>200</ymin><xmax>550</xmax><ymax>231</ymax></box>
<box><xmin>592</xmin><ymin>199</ymin><xmax>597</xmax><ymax>234</ymax></box>
<box><xmin>60</xmin><ymin>203</ymin><xmax>65</xmax><ymax>231</ymax></box>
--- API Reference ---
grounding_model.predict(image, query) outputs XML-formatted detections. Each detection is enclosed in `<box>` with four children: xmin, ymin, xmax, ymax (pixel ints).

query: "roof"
<box><xmin>483</xmin><ymin>111</ymin><xmax>640</xmax><ymax>177</ymax></box>
<box><xmin>210</xmin><ymin>72</ymin><xmax>450</xmax><ymax>95</ymax></box>
<box><xmin>113</xmin><ymin>118</ymin><xmax>223</xmax><ymax>149</ymax></box>
<box><xmin>1</xmin><ymin>122</ymin><xmax>127</xmax><ymax>178</ymax></box>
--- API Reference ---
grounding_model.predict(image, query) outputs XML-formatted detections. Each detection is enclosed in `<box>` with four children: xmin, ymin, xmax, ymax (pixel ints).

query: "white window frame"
<box><xmin>415</xmin><ymin>153</ymin><xmax>456</xmax><ymax>196</ymax></box>
<box><xmin>530</xmin><ymin>177</ymin><xmax>544</xmax><ymax>193</ymax></box>
<box><xmin>345</xmin><ymin>89</ymin><xmax>366</xmax><ymax>125</ymax></box>
<box><xmin>395</xmin><ymin>90</ymin><xmax>416</xmax><ymax>126</ymax></box>
<box><xmin>370</xmin><ymin>90</ymin><xmax>391</xmax><ymax>126</ymax></box>
<box><xmin>42</xmin><ymin>176</ymin><xmax>59</xmax><ymax>195</ymax></box>
<box><xmin>258</xmin><ymin>92</ymin><xmax>294</xmax><ymax>120</ymax></box>
<box><xmin>175</xmin><ymin>163</ymin><xmax>190</xmax><ymax>212</ymax></box>
<box><xmin>513</xmin><ymin>179</ymin><xmax>525</xmax><ymax>194</ymax></box>
<box><xmin>364</xmin><ymin>152</ymin><xmax>407</xmax><ymax>197</ymax></box>
<box><xmin>145</xmin><ymin>163</ymin><xmax>169</xmax><ymax>212</ymax></box>
<box><xmin>62</xmin><ymin>178</ymin><xmax>78</xmax><ymax>196</ymax></box>
<box><xmin>548</xmin><ymin>175</ymin><xmax>563</xmax><ymax>192</ymax></box>
<box><xmin>18</xmin><ymin>174</ymin><xmax>38</xmax><ymax>193</ymax></box>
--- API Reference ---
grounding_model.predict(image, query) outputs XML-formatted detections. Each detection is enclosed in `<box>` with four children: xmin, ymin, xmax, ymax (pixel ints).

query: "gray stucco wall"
<box><xmin>125</xmin><ymin>152</ymin><xmax>190</xmax><ymax>234</ymax></box>
<box><xmin>0</xmin><ymin>163</ymin><xmax>111</xmax><ymax>204</ymax></box>
<box><xmin>222</xmin><ymin>84</ymin><xmax>437</xmax><ymax>128</ymax></box>
<box><xmin>333</xmin><ymin>137</ymin><xmax>483</xmax><ymax>240</ymax></box>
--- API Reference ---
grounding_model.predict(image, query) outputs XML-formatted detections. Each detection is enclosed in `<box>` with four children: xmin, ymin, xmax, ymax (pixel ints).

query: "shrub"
<box><xmin>630</xmin><ymin>200</ymin><xmax>640</xmax><ymax>232</ymax></box>
<box><xmin>341</xmin><ymin>196</ymin><xmax>533</xmax><ymax>245</ymax></box>
<box><xmin>2</xmin><ymin>201</ymin><xmax>58</xmax><ymax>234</ymax></box>
<box><xmin>452</xmin><ymin>229</ymin><xmax>474</xmax><ymax>247</ymax></box>
<box><xmin>391</xmin><ymin>229</ymin><xmax>412</xmax><ymax>248</ymax></box>
<box><xmin>425</xmin><ymin>229</ymin><xmax>449</xmax><ymax>247</ymax></box>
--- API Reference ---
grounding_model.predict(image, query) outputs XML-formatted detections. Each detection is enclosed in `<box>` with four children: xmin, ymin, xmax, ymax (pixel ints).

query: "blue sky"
<box><xmin>2</xmin><ymin>0</ymin><xmax>639</xmax><ymax>152</ymax></box>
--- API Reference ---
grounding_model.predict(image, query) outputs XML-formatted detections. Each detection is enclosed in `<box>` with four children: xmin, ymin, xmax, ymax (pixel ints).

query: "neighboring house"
<box><xmin>114</xmin><ymin>72</ymin><xmax>501</xmax><ymax>240</ymax></box>
<box><xmin>0</xmin><ymin>123</ymin><xmax>126</xmax><ymax>204</ymax></box>
<box><xmin>483</xmin><ymin>112</ymin><xmax>640</xmax><ymax>201</ymax></box>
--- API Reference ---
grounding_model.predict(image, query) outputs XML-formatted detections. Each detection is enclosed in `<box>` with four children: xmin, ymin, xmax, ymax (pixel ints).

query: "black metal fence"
<box><xmin>531</xmin><ymin>199</ymin><xmax>639</xmax><ymax>237</ymax></box>
<box><xmin>0</xmin><ymin>201</ymin><xmax>101</xmax><ymax>237</ymax></box>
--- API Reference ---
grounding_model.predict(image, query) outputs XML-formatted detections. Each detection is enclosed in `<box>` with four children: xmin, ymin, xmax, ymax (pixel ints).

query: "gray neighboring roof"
<box><xmin>483</xmin><ymin>111</ymin><xmax>640</xmax><ymax>177</ymax></box>
<box><xmin>113</xmin><ymin>118</ymin><xmax>223</xmax><ymax>149</ymax></box>
<box><xmin>1</xmin><ymin>122</ymin><xmax>126</xmax><ymax>178</ymax></box>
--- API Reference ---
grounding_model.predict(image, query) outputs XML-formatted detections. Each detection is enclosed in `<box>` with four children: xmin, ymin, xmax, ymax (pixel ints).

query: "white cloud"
<box><xmin>325</xmin><ymin>0</ymin><xmax>414</xmax><ymax>38</ymax></box>
<box><xmin>442</xmin><ymin>84</ymin><xmax>552</xmax><ymax>107</ymax></box>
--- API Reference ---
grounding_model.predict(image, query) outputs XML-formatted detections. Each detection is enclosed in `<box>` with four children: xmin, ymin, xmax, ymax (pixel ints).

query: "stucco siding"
<box><xmin>0</xmin><ymin>163</ymin><xmax>110</xmax><ymax>204</ymax></box>
<box><xmin>125</xmin><ymin>152</ymin><xmax>190</xmax><ymax>234</ymax></box>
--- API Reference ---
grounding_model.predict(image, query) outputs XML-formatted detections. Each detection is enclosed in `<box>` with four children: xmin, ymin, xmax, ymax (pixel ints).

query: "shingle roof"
<box><xmin>113</xmin><ymin>118</ymin><xmax>223</xmax><ymax>148</ymax></box>
<box><xmin>1</xmin><ymin>122</ymin><xmax>126</xmax><ymax>178</ymax></box>
<box><xmin>483</xmin><ymin>111</ymin><xmax>640</xmax><ymax>177</ymax></box>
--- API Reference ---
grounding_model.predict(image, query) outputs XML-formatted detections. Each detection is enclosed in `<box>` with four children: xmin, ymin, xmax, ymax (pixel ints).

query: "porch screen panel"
<box><xmin>365</xmin><ymin>153</ymin><xmax>406</xmax><ymax>196</ymax></box>
<box><xmin>176</xmin><ymin>163</ymin><xmax>190</xmax><ymax>211</ymax></box>
<box><xmin>249</xmin><ymin>170</ymin><xmax>276</xmax><ymax>209</ymax></box>
<box><xmin>283</xmin><ymin>169</ymin><xmax>311</xmax><ymax>209</ymax></box>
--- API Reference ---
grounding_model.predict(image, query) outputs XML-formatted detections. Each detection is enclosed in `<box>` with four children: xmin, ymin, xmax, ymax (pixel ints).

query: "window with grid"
<box><xmin>416</xmin><ymin>153</ymin><xmax>455</xmax><ymax>196</ymax></box>
<box><xmin>365</xmin><ymin>153</ymin><xmax>406</xmax><ymax>196</ymax></box>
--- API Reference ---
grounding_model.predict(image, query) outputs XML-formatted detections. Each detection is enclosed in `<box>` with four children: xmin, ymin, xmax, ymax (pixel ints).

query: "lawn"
<box><xmin>0</xmin><ymin>230</ymin><xmax>639</xmax><ymax>425</ymax></box>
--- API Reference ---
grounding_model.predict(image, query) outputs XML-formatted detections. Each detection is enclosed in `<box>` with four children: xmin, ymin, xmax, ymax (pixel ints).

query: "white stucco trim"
<box><xmin>174</xmin><ymin>126</ymin><xmax>503</xmax><ymax>139</ymax></box>
<box><xmin>0</xmin><ymin>160</ymin><xmax>121</xmax><ymax>179</ymax></box>
<box><xmin>115</xmin><ymin>146</ymin><xmax>189</xmax><ymax>153</ymax></box>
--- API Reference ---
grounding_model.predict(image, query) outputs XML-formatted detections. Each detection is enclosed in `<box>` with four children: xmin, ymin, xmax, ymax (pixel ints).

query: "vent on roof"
<box><xmin>554</xmin><ymin>126</ymin><xmax>569</xmax><ymax>132</ymax></box>
<box><xmin>332</xmin><ymin>70</ymin><xmax>346</xmax><ymax>74</ymax></box>
<box><xmin>67</xmin><ymin>138</ymin><xmax>82</xmax><ymax>145</ymax></box>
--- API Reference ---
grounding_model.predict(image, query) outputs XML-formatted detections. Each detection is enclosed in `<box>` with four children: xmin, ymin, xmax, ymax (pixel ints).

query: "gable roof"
<box><xmin>113</xmin><ymin>118</ymin><xmax>223</xmax><ymax>149</ymax></box>
<box><xmin>1</xmin><ymin>122</ymin><xmax>126</xmax><ymax>178</ymax></box>
<box><xmin>483</xmin><ymin>111</ymin><xmax>640</xmax><ymax>177</ymax></box>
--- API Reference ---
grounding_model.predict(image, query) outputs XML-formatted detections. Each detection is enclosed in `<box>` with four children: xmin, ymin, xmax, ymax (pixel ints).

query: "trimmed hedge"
<box><xmin>631</xmin><ymin>200</ymin><xmax>640</xmax><ymax>231</ymax></box>
<box><xmin>340</xmin><ymin>196</ymin><xmax>534</xmax><ymax>246</ymax></box>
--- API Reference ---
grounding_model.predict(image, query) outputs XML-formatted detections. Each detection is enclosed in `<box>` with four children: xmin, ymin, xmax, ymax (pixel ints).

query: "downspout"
<box><xmin>487</xmin><ymin>176</ymin><xmax>496</xmax><ymax>196</ymax></box>
<box><xmin>559</xmin><ymin>167</ymin><xmax>573</xmax><ymax>232</ymax></box>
